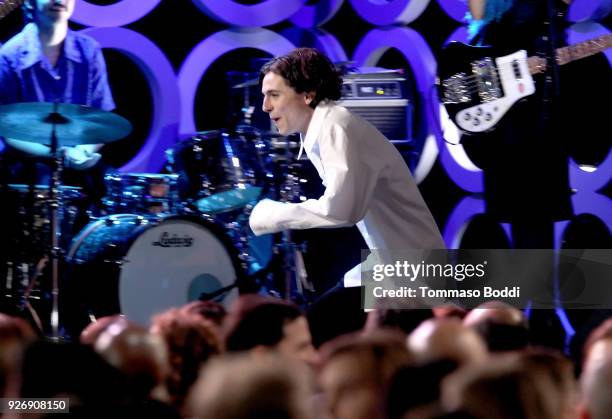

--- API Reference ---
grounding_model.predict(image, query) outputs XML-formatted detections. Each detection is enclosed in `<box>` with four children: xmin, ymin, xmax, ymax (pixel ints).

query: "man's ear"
<box><xmin>304</xmin><ymin>92</ymin><xmax>316</xmax><ymax>106</ymax></box>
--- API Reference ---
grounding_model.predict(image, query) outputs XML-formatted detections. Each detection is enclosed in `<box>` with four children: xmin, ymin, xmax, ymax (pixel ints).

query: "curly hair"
<box><xmin>151</xmin><ymin>309</ymin><xmax>222</xmax><ymax>412</ymax></box>
<box><xmin>260</xmin><ymin>47</ymin><xmax>343</xmax><ymax>108</ymax></box>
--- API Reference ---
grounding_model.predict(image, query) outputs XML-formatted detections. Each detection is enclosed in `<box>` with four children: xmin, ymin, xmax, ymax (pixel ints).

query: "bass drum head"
<box><xmin>67</xmin><ymin>214</ymin><xmax>241</xmax><ymax>330</ymax></box>
<box><xmin>119</xmin><ymin>217</ymin><xmax>238</xmax><ymax>326</ymax></box>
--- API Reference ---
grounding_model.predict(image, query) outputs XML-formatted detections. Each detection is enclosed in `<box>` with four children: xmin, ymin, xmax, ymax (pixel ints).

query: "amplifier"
<box><xmin>338</xmin><ymin>70</ymin><xmax>413</xmax><ymax>145</ymax></box>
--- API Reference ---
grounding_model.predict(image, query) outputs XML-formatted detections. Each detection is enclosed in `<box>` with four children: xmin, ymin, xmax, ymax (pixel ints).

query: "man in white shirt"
<box><xmin>249</xmin><ymin>48</ymin><xmax>444</xmax><ymax>291</ymax></box>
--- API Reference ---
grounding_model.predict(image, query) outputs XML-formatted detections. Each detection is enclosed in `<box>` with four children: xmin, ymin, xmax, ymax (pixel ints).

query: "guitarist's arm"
<box><xmin>468</xmin><ymin>0</ymin><xmax>485</xmax><ymax>20</ymax></box>
<box><xmin>469</xmin><ymin>0</ymin><xmax>571</xmax><ymax>21</ymax></box>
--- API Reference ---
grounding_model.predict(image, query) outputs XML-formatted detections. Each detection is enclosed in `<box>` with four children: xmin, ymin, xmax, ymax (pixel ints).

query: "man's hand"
<box><xmin>63</xmin><ymin>145</ymin><xmax>101</xmax><ymax>170</ymax></box>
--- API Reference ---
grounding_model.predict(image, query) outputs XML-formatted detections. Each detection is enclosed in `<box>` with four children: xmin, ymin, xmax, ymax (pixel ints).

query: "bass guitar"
<box><xmin>437</xmin><ymin>34</ymin><xmax>611</xmax><ymax>133</ymax></box>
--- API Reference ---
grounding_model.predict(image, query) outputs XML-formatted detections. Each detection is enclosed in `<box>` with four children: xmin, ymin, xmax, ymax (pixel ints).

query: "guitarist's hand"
<box><xmin>529</xmin><ymin>57</ymin><xmax>547</xmax><ymax>74</ymax></box>
<box><xmin>468</xmin><ymin>0</ymin><xmax>485</xmax><ymax>20</ymax></box>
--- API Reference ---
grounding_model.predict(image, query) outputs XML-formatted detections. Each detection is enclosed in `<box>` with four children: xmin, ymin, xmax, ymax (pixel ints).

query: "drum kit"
<box><xmin>0</xmin><ymin>101</ymin><xmax>313</xmax><ymax>339</ymax></box>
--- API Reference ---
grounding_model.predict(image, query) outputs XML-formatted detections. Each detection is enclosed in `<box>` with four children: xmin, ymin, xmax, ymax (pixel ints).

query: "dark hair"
<box><xmin>260</xmin><ymin>47</ymin><xmax>343</xmax><ymax>108</ymax></box>
<box><xmin>474</xmin><ymin>321</ymin><xmax>530</xmax><ymax>352</ymax></box>
<box><xmin>224</xmin><ymin>295</ymin><xmax>303</xmax><ymax>352</ymax></box>
<box><xmin>22</xmin><ymin>1</ymin><xmax>34</xmax><ymax>24</ymax></box>
<box><xmin>387</xmin><ymin>360</ymin><xmax>459</xmax><ymax>419</ymax></box>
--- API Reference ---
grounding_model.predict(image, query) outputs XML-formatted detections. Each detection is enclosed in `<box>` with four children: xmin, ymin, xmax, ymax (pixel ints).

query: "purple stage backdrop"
<box><xmin>0</xmin><ymin>0</ymin><xmax>609</xmax><ymax>250</ymax></box>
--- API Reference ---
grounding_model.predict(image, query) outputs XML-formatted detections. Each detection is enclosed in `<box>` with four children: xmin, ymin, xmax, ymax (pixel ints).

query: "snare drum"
<box><xmin>167</xmin><ymin>130</ymin><xmax>267</xmax><ymax>214</ymax></box>
<box><xmin>65</xmin><ymin>214</ymin><xmax>244</xmax><ymax>330</ymax></box>
<box><xmin>103</xmin><ymin>173</ymin><xmax>180</xmax><ymax>214</ymax></box>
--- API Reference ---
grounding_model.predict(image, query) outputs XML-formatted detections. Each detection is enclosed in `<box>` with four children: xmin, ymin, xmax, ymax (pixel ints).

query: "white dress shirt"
<box><xmin>250</xmin><ymin>102</ymin><xmax>445</xmax><ymax>287</ymax></box>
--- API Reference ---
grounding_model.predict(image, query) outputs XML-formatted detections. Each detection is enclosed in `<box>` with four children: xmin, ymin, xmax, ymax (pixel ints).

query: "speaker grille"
<box><xmin>339</xmin><ymin>101</ymin><xmax>412</xmax><ymax>143</ymax></box>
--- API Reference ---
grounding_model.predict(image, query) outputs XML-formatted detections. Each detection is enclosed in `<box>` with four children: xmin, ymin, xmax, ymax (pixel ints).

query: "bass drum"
<box><xmin>65</xmin><ymin>214</ymin><xmax>244</xmax><ymax>332</ymax></box>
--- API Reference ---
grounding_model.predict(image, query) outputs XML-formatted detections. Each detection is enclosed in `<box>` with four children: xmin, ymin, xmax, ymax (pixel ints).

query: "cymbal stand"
<box><xmin>277</xmin><ymin>143</ymin><xmax>314</xmax><ymax>304</ymax></box>
<box><xmin>46</xmin><ymin>102</ymin><xmax>67</xmax><ymax>341</ymax></box>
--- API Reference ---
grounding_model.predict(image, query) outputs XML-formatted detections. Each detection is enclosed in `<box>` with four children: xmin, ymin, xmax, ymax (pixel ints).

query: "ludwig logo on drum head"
<box><xmin>152</xmin><ymin>232</ymin><xmax>194</xmax><ymax>248</ymax></box>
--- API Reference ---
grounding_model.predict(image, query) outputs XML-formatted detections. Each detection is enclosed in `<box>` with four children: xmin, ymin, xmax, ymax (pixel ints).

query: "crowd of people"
<box><xmin>1</xmin><ymin>296</ymin><xmax>612</xmax><ymax>419</ymax></box>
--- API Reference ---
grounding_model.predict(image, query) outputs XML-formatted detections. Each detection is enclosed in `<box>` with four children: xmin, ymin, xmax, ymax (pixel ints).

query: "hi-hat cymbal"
<box><xmin>0</xmin><ymin>102</ymin><xmax>132</xmax><ymax>145</ymax></box>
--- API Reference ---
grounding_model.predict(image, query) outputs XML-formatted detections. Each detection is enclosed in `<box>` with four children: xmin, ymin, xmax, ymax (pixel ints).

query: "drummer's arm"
<box><xmin>3</xmin><ymin>138</ymin><xmax>102</xmax><ymax>157</ymax></box>
<box><xmin>82</xmin><ymin>46</ymin><xmax>115</xmax><ymax>156</ymax></box>
<box><xmin>75</xmin><ymin>143</ymin><xmax>103</xmax><ymax>154</ymax></box>
<box><xmin>0</xmin><ymin>57</ymin><xmax>52</xmax><ymax>156</ymax></box>
<box><xmin>90</xmin><ymin>45</ymin><xmax>116</xmax><ymax>116</ymax></box>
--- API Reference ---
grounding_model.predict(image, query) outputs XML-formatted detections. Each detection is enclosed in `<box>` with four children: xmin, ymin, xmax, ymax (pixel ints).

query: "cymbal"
<box><xmin>231</xmin><ymin>78</ymin><xmax>259</xmax><ymax>89</ymax></box>
<box><xmin>0</xmin><ymin>102</ymin><xmax>132</xmax><ymax>145</ymax></box>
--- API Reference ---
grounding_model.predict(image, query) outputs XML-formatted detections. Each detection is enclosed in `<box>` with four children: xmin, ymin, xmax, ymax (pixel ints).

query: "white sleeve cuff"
<box><xmin>249</xmin><ymin>198</ymin><xmax>287</xmax><ymax>236</ymax></box>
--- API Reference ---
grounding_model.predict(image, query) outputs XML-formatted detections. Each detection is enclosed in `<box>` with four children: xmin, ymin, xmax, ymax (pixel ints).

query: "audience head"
<box><xmin>150</xmin><ymin>308</ymin><xmax>222</xmax><ymax>411</ymax></box>
<box><xmin>189</xmin><ymin>354</ymin><xmax>311</xmax><ymax>419</ymax></box>
<box><xmin>79</xmin><ymin>315</ymin><xmax>136</xmax><ymax>346</ymax></box>
<box><xmin>443</xmin><ymin>354</ymin><xmax>562</xmax><ymax>419</ymax></box>
<box><xmin>319</xmin><ymin>330</ymin><xmax>412</xmax><ymax>419</ymax></box>
<box><xmin>433</xmin><ymin>304</ymin><xmax>468</xmax><ymax>320</ymax></box>
<box><xmin>520</xmin><ymin>349</ymin><xmax>576</xmax><ymax>419</ymax></box>
<box><xmin>180</xmin><ymin>300</ymin><xmax>227</xmax><ymax>327</ymax></box>
<box><xmin>407</xmin><ymin>318</ymin><xmax>488</xmax><ymax>366</ymax></box>
<box><xmin>583</xmin><ymin>318</ymin><xmax>612</xmax><ymax>360</ymax></box>
<box><xmin>20</xmin><ymin>340</ymin><xmax>125</xmax><ymax>412</ymax></box>
<box><xmin>0</xmin><ymin>314</ymin><xmax>37</xmax><ymax>396</ymax></box>
<box><xmin>580</xmin><ymin>337</ymin><xmax>612</xmax><ymax>419</ymax></box>
<box><xmin>387</xmin><ymin>359</ymin><xmax>460</xmax><ymax>419</ymax></box>
<box><xmin>224</xmin><ymin>294</ymin><xmax>318</xmax><ymax>367</ymax></box>
<box><xmin>463</xmin><ymin>301</ymin><xmax>529</xmax><ymax>352</ymax></box>
<box><xmin>364</xmin><ymin>296</ymin><xmax>434</xmax><ymax>336</ymax></box>
<box><xmin>94</xmin><ymin>323</ymin><xmax>169</xmax><ymax>401</ymax></box>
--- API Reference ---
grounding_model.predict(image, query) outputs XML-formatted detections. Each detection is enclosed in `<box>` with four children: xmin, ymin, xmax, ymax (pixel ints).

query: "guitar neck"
<box><xmin>528</xmin><ymin>33</ymin><xmax>612</xmax><ymax>74</ymax></box>
<box><xmin>0</xmin><ymin>0</ymin><xmax>24</xmax><ymax>19</ymax></box>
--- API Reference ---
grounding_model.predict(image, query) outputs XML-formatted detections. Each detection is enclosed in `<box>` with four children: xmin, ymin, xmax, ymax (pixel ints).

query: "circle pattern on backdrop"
<box><xmin>83</xmin><ymin>27</ymin><xmax>180</xmax><ymax>173</ymax></box>
<box><xmin>191</xmin><ymin>0</ymin><xmax>305</xmax><ymax>27</ymax></box>
<box><xmin>178</xmin><ymin>28</ymin><xmax>295</xmax><ymax>134</ymax></box>
<box><xmin>73</xmin><ymin>0</ymin><xmax>162</xmax><ymax>27</ymax></box>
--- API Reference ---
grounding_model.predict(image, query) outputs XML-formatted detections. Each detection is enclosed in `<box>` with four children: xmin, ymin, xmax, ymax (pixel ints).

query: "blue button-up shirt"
<box><xmin>0</xmin><ymin>23</ymin><xmax>114</xmax><ymax>111</ymax></box>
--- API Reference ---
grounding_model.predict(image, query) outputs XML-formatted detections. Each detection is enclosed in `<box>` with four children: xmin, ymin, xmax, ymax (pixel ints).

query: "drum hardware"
<box><xmin>228</xmin><ymin>71</ymin><xmax>259</xmax><ymax>127</ymax></box>
<box><xmin>277</xmin><ymin>156</ymin><xmax>315</xmax><ymax>305</ymax></box>
<box><xmin>244</xmin><ymin>134</ymin><xmax>315</xmax><ymax>305</ymax></box>
<box><xmin>231</xmin><ymin>77</ymin><xmax>259</xmax><ymax>89</ymax></box>
<box><xmin>199</xmin><ymin>282</ymin><xmax>239</xmax><ymax>303</ymax></box>
<box><xmin>167</xmin><ymin>129</ymin><xmax>268</xmax><ymax>215</ymax></box>
<box><xmin>20</xmin><ymin>256</ymin><xmax>49</xmax><ymax>334</ymax></box>
<box><xmin>0</xmin><ymin>102</ymin><xmax>132</xmax><ymax>340</ymax></box>
<box><xmin>103</xmin><ymin>173</ymin><xmax>180</xmax><ymax>215</ymax></box>
<box><xmin>165</xmin><ymin>124</ymin><xmax>317</xmax><ymax>304</ymax></box>
<box><xmin>227</xmin><ymin>70</ymin><xmax>307</xmax><ymax>298</ymax></box>
<box><xmin>63</xmin><ymin>214</ymin><xmax>244</xmax><ymax>333</ymax></box>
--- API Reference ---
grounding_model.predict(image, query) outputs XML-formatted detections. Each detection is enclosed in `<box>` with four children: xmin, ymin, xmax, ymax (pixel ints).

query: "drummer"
<box><xmin>0</xmin><ymin>0</ymin><xmax>114</xmax><ymax>203</ymax></box>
